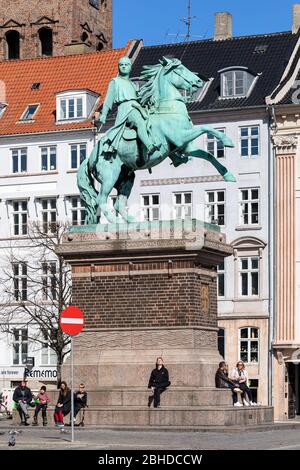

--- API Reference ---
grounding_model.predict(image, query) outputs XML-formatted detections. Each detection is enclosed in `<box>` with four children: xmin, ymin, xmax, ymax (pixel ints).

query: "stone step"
<box><xmin>82</xmin><ymin>388</ymin><xmax>232</xmax><ymax>407</ymax></box>
<box><xmin>46</xmin><ymin>387</ymin><xmax>233</xmax><ymax>407</ymax></box>
<box><xmin>77</xmin><ymin>405</ymin><xmax>274</xmax><ymax>427</ymax></box>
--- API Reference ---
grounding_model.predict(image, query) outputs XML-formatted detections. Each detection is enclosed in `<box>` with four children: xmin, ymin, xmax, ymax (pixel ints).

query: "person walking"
<box><xmin>53</xmin><ymin>381</ymin><xmax>71</xmax><ymax>427</ymax></box>
<box><xmin>148</xmin><ymin>357</ymin><xmax>171</xmax><ymax>408</ymax></box>
<box><xmin>32</xmin><ymin>386</ymin><xmax>50</xmax><ymax>426</ymax></box>
<box><xmin>231</xmin><ymin>361</ymin><xmax>257</xmax><ymax>406</ymax></box>
<box><xmin>13</xmin><ymin>380</ymin><xmax>33</xmax><ymax>426</ymax></box>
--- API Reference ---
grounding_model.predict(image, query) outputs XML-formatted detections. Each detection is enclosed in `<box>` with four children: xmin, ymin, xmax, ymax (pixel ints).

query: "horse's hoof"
<box><xmin>223</xmin><ymin>137</ymin><xmax>235</xmax><ymax>148</ymax></box>
<box><xmin>223</xmin><ymin>171</ymin><xmax>236</xmax><ymax>182</ymax></box>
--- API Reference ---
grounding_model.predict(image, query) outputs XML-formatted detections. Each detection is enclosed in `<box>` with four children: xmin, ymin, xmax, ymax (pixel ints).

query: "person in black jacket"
<box><xmin>54</xmin><ymin>381</ymin><xmax>71</xmax><ymax>427</ymax></box>
<box><xmin>13</xmin><ymin>380</ymin><xmax>33</xmax><ymax>426</ymax></box>
<box><xmin>66</xmin><ymin>383</ymin><xmax>88</xmax><ymax>426</ymax></box>
<box><xmin>148</xmin><ymin>357</ymin><xmax>171</xmax><ymax>408</ymax></box>
<box><xmin>215</xmin><ymin>361</ymin><xmax>243</xmax><ymax>406</ymax></box>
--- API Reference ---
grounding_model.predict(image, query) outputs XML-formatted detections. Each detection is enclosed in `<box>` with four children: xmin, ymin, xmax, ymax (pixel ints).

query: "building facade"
<box><xmin>0</xmin><ymin>0</ymin><xmax>112</xmax><ymax>61</ymax></box>
<box><xmin>0</xmin><ymin>41</ymin><xmax>136</xmax><ymax>389</ymax></box>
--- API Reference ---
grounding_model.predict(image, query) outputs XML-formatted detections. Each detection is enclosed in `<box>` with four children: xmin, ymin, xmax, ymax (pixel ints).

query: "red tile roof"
<box><xmin>0</xmin><ymin>43</ymin><xmax>132</xmax><ymax>136</ymax></box>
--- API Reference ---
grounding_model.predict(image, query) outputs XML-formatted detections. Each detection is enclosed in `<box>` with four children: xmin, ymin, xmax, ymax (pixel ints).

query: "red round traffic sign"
<box><xmin>60</xmin><ymin>306</ymin><xmax>84</xmax><ymax>336</ymax></box>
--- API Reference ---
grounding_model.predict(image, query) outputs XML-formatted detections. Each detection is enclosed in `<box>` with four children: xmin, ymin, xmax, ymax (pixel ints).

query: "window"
<box><xmin>41</xmin><ymin>199</ymin><xmax>57</xmax><ymax>233</ymax></box>
<box><xmin>90</xmin><ymin>0</ymin><xmax>100</xmax><ymax>8</ymax></box>
<box><xmin>60</xmin><ymin>97</ymin><xmax>83</xmax><ymax>120</ymax></box>
<box><xmin>41</xmin><ymin>262</ymin><xmax>57</xmax><ymax>300</ymax></box>
<box><xmin>240</xmin><ymin>257</ymin><xmax>259</xmax><ymax>296</ymax></box>
<box><xmin>41</xmin><ymin>146</ymin><xmax>56</xmax><ymax>171</ymax></box>
<box><xmin>20</xmin><ymin>104</ymin><xmax>39</xmax><ymax>121</ymax></box>
<box><xmin>205</xmin><ymin>191</ymin><xmax>225</xmax><ymax>226</ymax></box>
<box><xmin>173</xmin><ymin>192</ymin><xmax>192</xmax><ymax>219</ymax></box>
<box><xmin>6</xmin><ymin>30</ymin><xmax>20</xmax><ymax>60</ymax></box>
<box><xmin>70</xmin><ymin>143</ymin><xmax>87</xmax><ymax>169</ymax></box>
<box><xmin>39</xmin><ymin>27</ymin><xmax>53</xmax><ymax>56</ymax></box>
<box><xmin>207</xmin><ymin>129</ymin><xmax>225</xmax><ymax>158</ymax></box>
<box><xmin>12</xmin><ymin>148</ymin><xmax>27</xmax><ymax>173</ymax></box>
<box><xmin>240</xmin><ymin>126</ymin><xmax>259</xmax><ymax>157</ymax></box>
<box><xmin>71</xmin><ymin>196</ymin><xmax>86</xmax><ymax>226</ymax></box>
<box><xmin>240</xmin><ymin>188</ymin><xmax>259</xmax><ymax>225</ymax></box>
<box><xmin>218</xmin><ymin>328</ymin><xmax>225</xmax><ymax>359</ymax></box>
<box><xmin>12</xmin><ymin>201</ymin><xmax>28</xmax><ymax>236</ymax></box>
<box><xmin>41</xmin><ymin>329</ymin><xmax>57</xmax><ymax>365</ymax></box>
<box><xmin>12</xmin><ymin>329</ymin><xmax>28</xmax><ymax>365</ymax></box>
<box><xmin>221</xmin><ymin>70</ymin><xmax>255</xmax><ymax>98</ymax></box>
<box><xmin>0</xmin><ymin>103</ymin><xmax>7</xmax><ymax>118</ymax></box>
<box><xmin>142</xmin><ymin>194</ymin><xmax>160</xmax><ymax>221</ymax></box>
<box><xmin>239</xmin><ymin>327</ymin><xmax>259</xmax><ymax>363</ymax></box>
<box><xmin>13</xmin><ymin>263</ymin><xmax>27</xmax><ymax>301</ymax></box>
<box><xmin>217</xmin><ymin>262</ymin><xmax>225</xmax><ymax>297</ymax></box>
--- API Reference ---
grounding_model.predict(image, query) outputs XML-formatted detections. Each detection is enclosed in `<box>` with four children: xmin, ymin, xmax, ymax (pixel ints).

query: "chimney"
<box><xmin>293</xmin><ymin>4</ymin><xmax>300</xmax><ymax>33</ymax></box>
<box><xmin>214</xmin><ymin>12</ymin><xmax>232</xmax><ymax>41</ymax></box>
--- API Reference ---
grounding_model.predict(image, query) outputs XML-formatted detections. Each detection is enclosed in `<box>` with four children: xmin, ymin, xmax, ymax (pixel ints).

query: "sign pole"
<box><xmin>71</xmin><ymin>336</ymin><xmax>74</xmax><ymax>443</ymax></box>
<box><xmin>59</xmin><ymin>305</ymin><xmax>85</xmax><ymax>444</ymax></box>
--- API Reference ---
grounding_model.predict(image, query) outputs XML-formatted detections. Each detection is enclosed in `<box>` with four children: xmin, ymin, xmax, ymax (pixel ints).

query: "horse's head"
<box><xmin>159</xmin><ymin>56</ymin><xmax>203</xmax><ymax>100</ymax></box>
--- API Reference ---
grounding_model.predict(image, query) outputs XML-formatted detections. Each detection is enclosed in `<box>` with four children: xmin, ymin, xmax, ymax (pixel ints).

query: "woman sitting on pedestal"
<box><xmin>148</xmin><ymin>357</ymin><xmax>171</xmax><ymax>408</ymax></box>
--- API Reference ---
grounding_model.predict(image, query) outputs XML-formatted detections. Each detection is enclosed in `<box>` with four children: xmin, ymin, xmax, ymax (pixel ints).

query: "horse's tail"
<box><xmin>77</xmin><ymin>143</ymin><xmax>100</xmax><ymax>224</ymax></box>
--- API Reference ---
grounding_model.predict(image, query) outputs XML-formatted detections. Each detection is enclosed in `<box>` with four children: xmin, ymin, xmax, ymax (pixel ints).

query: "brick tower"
<box><xmin>0</xmin><ymin>0</ymin><xmax>112</xmax><ymax>61</ymax></box>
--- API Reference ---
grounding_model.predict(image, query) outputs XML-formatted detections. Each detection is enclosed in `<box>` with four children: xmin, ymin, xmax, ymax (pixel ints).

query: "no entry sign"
<box><xmin>60</xmin><ymin>306</ymin><xmax>84</xmax><ymax>336</ymax></box>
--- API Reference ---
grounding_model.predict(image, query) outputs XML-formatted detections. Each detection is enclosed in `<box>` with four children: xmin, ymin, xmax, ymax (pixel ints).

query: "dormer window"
<box><xmin>56</xmin><ymin>90</ymin><xmax>99</xmax><ymax>123</ymax></box>
<box><xmin>20</xmin><ymin>104</ymin><xmax>39</xmax><ymax>121</ymax></box>
<box><xmin>61</xmin><ymin>97</ymin><xmax>83</xmax><ymax>120</ymax></box>
<box><xmin>220</xmin><ymin>68</ymin><xmax>256</xmax><ymax>98</ymax></box>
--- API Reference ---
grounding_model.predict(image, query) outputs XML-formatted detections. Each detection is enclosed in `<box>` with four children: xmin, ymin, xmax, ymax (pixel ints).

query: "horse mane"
<box><xmin>138</xmin><ymin>64</ymin><xmax>164</xmax><ymax>111</ymax></box>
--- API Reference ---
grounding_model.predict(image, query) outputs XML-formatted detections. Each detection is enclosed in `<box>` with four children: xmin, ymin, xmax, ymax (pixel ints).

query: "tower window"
<box><xmin>6</xmin><ymin>30</ymin><xmax>20</xmax><ymax>60</ymax></box>
<box><xmin>81</xmin><ymin>32</ymin><xmax>89</xmax><ymax>43</ymax></box>
<box><xmin>39</xmin><ymin>27</ymin><xmax>53</xmax><ymax>57</ymax></box>
<box><xmin>97</xmin><ymin>42</ymin><xmax>104</xmax><ymax>51</ymax></box>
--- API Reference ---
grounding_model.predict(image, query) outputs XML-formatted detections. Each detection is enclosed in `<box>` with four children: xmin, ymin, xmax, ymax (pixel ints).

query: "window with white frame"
<box><xmin>217</xmin><ymin>261</ymin><xmax>225</xmax><ymax>297</ymax></box>
<box><xmin>207</xmin><ymin>129</ymin><xmax>225</xmax><ymax>158</ymax></box>
<box><xmin>142</xmin><ymin>194</ymin><xmax>160</xmax><ymax>221</ymax></box>
<box><xmin>20</xmin><ymin>104</ymin><xmax>39</xmax><ymax>121</ymax></box>
<box><xmin>70</xmin><ymin>143</ymin><xmax>87</xmax><ymax>169</ymax></box>
<box><xmin>221</xmin><ymin>70</ymin><xmax>255</xmax><ymax>98</ymax></box>
<box><xmin>41</xmin><ymin>262</ymin><xmax>57</xmax><ymax>300</ymax></box>
<box><xmin>240</xmin><ymin>126</ymin><xmax>259</xmax><ymax>157</ymax></box>
<box><xmin>239</xmin><ymin>327</ymin><xmax>259</xmax><ymax>363</ymax></box>
<box><xmin>12</xmin><ymin>328</ymin><xmax>28</xmax><ymax>365</ymax></box>
<box><xmin>12</xmin><ymin>200</ymin><xmax>28</xmax><ymax>236</ymax></box>
<box><xmin>205</xmin><ymin>190</ymin><xmax>225</xmax><ymax>226</ymax></box>
<box><xmin>13</xmin><ymin>262</ymin><xmax>27</xmax><ymax>301</ymax></box>
<box><xmin>239</xmin><ymin>257</ymin><xmax>259</xmax><ymax>296</ymax></box>
<box><xmin>173</xmin><ymin>192</ymin><xmax>192</xmax><ymax>219</ymax></box>
<box><xmin>41</xmin><ymin>198</ymin><xmax>57</xmax><ymax>233</ymax></box>
<box><xmin>12</xmin><ymin>148</ymin><xmax>27</xmax><ymax>173</ymax></box>
<box><xmin>71</xmin><ymin>196</ymin><xmax>86</xmax><ymax>226</ymax></box>
<box><xmin>240</xmin><ymin>188</ymin><xmax>259</xmax><ymax>225</ymax></box>
<box><xmin>41</xmin><ymin>329</ymin><xmax>57</xmax><ymax>365</ymax></box>
<box><xmin>41</xmin><ymin>146</ymin><xmax>57</xmax><ymax>171</ymax></box>
<box><xmin>60</xmin><ymin>97</ymin><xmax>83</xmax><ymax>120</ymax></box>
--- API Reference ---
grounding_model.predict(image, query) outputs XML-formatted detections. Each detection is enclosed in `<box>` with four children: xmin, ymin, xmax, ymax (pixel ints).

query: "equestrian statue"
<box><xmin>77</xmin><ymin>56</ymin><xmax>236</xmax><ymax>224</ymax></box>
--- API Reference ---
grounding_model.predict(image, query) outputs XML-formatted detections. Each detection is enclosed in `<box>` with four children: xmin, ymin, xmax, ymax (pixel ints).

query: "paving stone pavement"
<box><xmin>1</xmin><ymin>420</ymin><xmax>300</xmax><ymax>450</ymax></box>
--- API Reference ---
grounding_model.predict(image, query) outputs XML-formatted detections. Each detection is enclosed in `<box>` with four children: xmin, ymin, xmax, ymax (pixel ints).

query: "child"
<box><xmin>32</xmin><ymin>385</ymin><xmax>50</xmax><ymax>426</ymax></box>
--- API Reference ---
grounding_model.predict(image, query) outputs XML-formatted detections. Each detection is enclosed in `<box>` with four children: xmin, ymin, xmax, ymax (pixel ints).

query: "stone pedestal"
<box><xmin>57</xmin><ymin>220</ymin><xmax>273</xmax><ymax>427</ymax></box>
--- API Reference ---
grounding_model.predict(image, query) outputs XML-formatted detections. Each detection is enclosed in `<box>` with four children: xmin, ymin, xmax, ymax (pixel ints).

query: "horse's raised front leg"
<box><xmin>166</xmin><ymin>123</ymin><xmax>234</xmax><ymax>149</ymax></box>
<box><xmin>184</xmin><ymin>142</ymin><xmax>236</xmax><ymax>182</ymax></box>
<box><xmin>114</xmin><ymin>167</ymin><xmax>136</xmax><ymax>223</ymax></box>
<box><xmin>95</xmin><ymin>157</ymin><xmax>123</xmax><ymax>223</ymax></box>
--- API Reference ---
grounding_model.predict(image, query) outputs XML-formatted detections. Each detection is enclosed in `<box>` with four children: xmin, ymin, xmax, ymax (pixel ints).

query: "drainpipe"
<box><xmin>267</xmin><ymin>104</ymin><xmax>277</xmax><ymax>407</ymax></box>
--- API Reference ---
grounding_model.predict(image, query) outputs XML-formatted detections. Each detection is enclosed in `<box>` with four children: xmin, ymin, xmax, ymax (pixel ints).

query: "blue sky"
<box><xmin>113</xmin><ymin>0</ymin><xmax>297</xmax><ymax>47</ymax></box>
